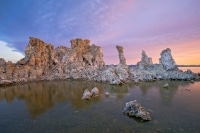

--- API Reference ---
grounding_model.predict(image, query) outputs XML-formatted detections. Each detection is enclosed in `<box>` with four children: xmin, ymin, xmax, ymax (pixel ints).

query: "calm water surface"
<box><xmin>0</xmin><ymin>80</ymin><xmax>200</xmax><ymax>133</ymax></box>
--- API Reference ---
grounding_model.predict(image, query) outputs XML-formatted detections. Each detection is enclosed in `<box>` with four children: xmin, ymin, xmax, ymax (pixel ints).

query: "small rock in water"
<box><xmin>81</xmin><ymin>89</ymin><xmax>92</xmax><ymax>100</ymax></box>
<box><xmin>163</xmin><ymin>83</ymin><xmax>169</xmax><ymax>88</ymax></box>
<box><xmin>91</xmin><ymin>87</ymin><xmax>99</xmax><ymax>97</ymax></box>
<box><xmin>155</xmin><ymin>128</ymin><xmax>162</xmax><ymax>133</ymax></box>
<box><xmin>123</xmin><ymin>100</ymin><xmax>151</xmax><ymax>121</ymax></box>
<box><xmin>104</xmin><ymin>92</ymin><xmax>110</xmax><ymax>97</ymax></box>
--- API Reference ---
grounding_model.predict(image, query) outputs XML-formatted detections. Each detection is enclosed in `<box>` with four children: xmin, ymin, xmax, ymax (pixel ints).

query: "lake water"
<box><xmin>178</xmin><ymin>67</ymin><xmax>200</xmax><ymax>73</ymax></box>
<box><xmin>0</xmin><ymin>80</ymin><xmax>200</xmax><ymax>133</ymax></box>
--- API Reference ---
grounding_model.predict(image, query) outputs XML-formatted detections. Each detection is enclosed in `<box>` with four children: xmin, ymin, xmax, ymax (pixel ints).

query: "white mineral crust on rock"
<box><xmin>159</xmin><ymin>48</ymin><xmax>178</xmax><ymax>71</ymax></box>
<box><xmin>123</xmin><ymin>100</ymin><xmax>151</xmax><ymax>121</ymax></box>
<box><xmin>91</xmin><ymin>87</ymin><xmax>99</xmax><ymax>96</ymax></box>
<box><xmin>0</xmin><ymin>37</ymin><xmax>198</xmax><ymax>86</ymax></box>
<box><xmin>81</xmin><ymin>89</ymin><xmax>92</xmax><ymax>100</ymax></box>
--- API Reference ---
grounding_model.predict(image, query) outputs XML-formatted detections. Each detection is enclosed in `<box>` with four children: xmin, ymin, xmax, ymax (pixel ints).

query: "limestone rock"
<box><xmin>81</xmin><ymin>89</ymin><xmax>92</xmax><ymax>100</ymax></box>
<box><xmin>116</xmin><ymin>45</ymin><xmax>126</xmax><ymax>65</ymax></box>
<box><xmin>0</xmin><ymin>58</ymin><xmax>6</xmax><ymax>80</ymax></box>
<box><xmin>137</xmin><ymin>50</ymin><xmax>153</xmax><ymax>69</ymax></box>
<box><xmin>105</xmin><ymin>92</ymin><xmax>110</xmax><ymax>97</ymax></box>
<box><xmin>62</xmin><ymin>38</ymin><xmax>105</xmax><ymax>71</ymax></box>
<box><xmin>5</xmin><ymin>61</ymin><xmax>14</xmax><ymax>79</ymax></box>
<box><xmin>163</xmin><ymin>83</ymin><xmax>169</xmax><ymax>88</ymax></box>
<box><xmin>123</xmin><ymin>100</ymin><xmax>151</xmax><ymax>121</ymax></box>
<box><xmin>55</xmin><ymin>46</ymin><xmax>69</xmax><ymax>61</ymax></box>
<box><xmin>91</xmin><ymin>87</ymin><xmax>99</xmax><ymax>96</ymax></box>
<box><xmin>0</xmin><ymin>37</ymin><xmax>198</xmax><ymax>85</ymax></box>
<box><xmin>93</xmin><ymin>64</ymin><xmax>128</xmax><ymax>85</ymax></box>
<box><xmin>115</xmin><ymin>64</ymin><xmax>129</xmax><ymax>82</ymax></box>
<box><xmin>0</xmin><ymin>79</ymin><xmax>13</xmax><ymax>85</ymax></box>
<box><xmin>159</xmin><ymin>48</ymin><xmax>178</xmax><ymax>71</ymax></box>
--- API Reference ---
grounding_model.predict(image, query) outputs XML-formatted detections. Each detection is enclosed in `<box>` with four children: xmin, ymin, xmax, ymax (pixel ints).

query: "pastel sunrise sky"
<box><xmin>0</xmin><ymin>0</ymin><xmax>200</xmax><ymax>65</ymax></box>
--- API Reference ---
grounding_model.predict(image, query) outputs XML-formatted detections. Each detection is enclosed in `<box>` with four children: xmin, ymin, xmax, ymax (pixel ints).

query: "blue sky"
<box><xmin>0</xmin><ymin>0</ymin><xmax>200</xmax><ymax>64</ymax></box>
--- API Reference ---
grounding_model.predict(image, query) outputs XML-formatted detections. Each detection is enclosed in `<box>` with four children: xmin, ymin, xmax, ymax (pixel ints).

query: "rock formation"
<box><xmin>0</xmin><ymin>37</ymin><xmax>106</xmax><ymax>85</ymax></box>
<box><xmin>81</xmin><ymin>87</ymin><xmax>100</xmax><ymax>100</ymax></box>
<box><xmin>159</xmin><ymin>48</ymin><xmax>178</xmax><ymax>71</ymax></box>
<box><xmin>0</xmin><ymin>37</ymin><xmax>199</xmax><ymax>86</ymax></box>
<box><xmin>90</xmin><ymin>45</ymin><xmax>129</xmax><ymax>85</ymax></box>
<box><xmin>116</xmin><ymin>45</ymin><xmax>126</xmax><ymax>65</ymax></box>
<box><xmin>104</xmin><ymin>92</ymin><xmax>110</xmax><ymax>97</ymax></box>
<box><xmin>123</xmin><ymin>100</ymin><xmax>151</xmax><ymax>121</ymax></box>
<box><xmin>137</xmin><ymin>50</ymin><xmax>153</xmax><ymax>69</ymax></box>
<box><xmin>91</xmin><ymin>87</ymin><xmax>99</xmax><ymax>96</ymax></box>
<box><xmin>129</xmin><ymin>47</ymin><xmax>197</xmax><ymax>81</ymax></box>
<box><xmin>81</xmin><ymin>89</ymin><xmax>92</xmax><ymax>100</ymax></box>
<box><xmin>63</xmin><ymin>38</ymin><xmax>105</xmax><ymax>70</ymax></box>
<box><xmin>0</xmin><ymin>58</ymin><xmax>6</xmax><ymax>80</ymax></box>
<box><xmin>163</xmin><ymin>83</ymin><xmax>169</xmax><ymax>88</ymax></box>
<box><xmin>115</xmin><ymin>45</ymin><xmax>129</xmax><ymax>82</ymax></box>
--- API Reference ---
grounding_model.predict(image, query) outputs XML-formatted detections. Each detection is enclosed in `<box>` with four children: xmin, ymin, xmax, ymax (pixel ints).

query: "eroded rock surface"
<box><xmin>129</xmin><ymin>48</ymin><xmax>196</xmax><ymax>81</ymax></box>
<box><xmin>0</xmin><ymin>37</ymin><xmax>106</xmax><ymax>85</ymax></box>
<box><xmin>93</xmin><ymin>46</ymin><xmax>129</xmax><ymax>85</ymax></box>
<box><xmin>91</xmin><ymin>87</ymin><xmax>99</xmax><ymax>96</ymax></box>
<box><xmin>137</xmin><ymin>50</ymin><xmax>153</xmax><ymax>69</ymax></box>
<box><xmin>81</xmin><ymin>87</ymin><xmax>100</xmax><ymax>100</ymax></box>
<box><xmin>0</xmin><ymin>37</ymin><xmax>198</xmax><ymax>86</ymax></box>
<box><xmin>159</xmin><ymin>48</ymin><xmax>178</xmax><ymax>71</ymax></box>
<box><xmin>116</xmin><ymin>45</ymin><xmax>126</xmax><ymax>65</ymax></box>
<box><xmin>123</xmin><ymin>100</ymin><xmax>151</xmax><ymax>121</ymax></box>
<box><xmin>81</xmin><ymin>89</ymin><xmax>92</xmax><ymax>100</ymax></box>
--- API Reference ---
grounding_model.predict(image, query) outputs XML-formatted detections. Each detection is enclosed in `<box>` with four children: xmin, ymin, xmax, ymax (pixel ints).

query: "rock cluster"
<box><xmin>137</xmin><ymin>50</ymin><xmax>153</xmax><ymax>69</ymax></box>
<box><xmin>0</xmin><ymin>37</ymin><xmax>106</xmax><ymax>85</ymax></box>
<box><xmin>123</xmin><ymin>100</ymin><xmax>151</xmax><ymax>121</ymax></box>
<box><xmin>82</xmin><ymin>87</ymin><xmax>99</xmax><ymax>100</ymax></box>
<box><xmin>130</xmin><ymin>48</ymin><xmax>196</xmax><ymax>81</ymax></box>
<box><xmin>93</xmin><ymin>45</ymin><xmax>129</xmax><ymax>85</ymax></box>
<box><xmin>0</xmin><ymin>37</ymin><xmax>199</xmax><ymax>86</ymax></box>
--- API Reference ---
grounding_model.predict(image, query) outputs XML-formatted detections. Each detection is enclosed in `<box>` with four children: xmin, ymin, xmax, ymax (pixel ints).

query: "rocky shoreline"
<box><xmin>0</xmin><ymin>37</ymin><xmax>199</xmax><ymax>86</ymax></box>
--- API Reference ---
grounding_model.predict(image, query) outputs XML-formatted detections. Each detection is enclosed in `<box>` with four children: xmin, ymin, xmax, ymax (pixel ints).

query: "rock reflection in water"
<box><xmin>0</xmin><ymin>80</ymin><xmax>194</xmax><ymax>115</ymax></box>
<box><xmin>128</xmin><ymin>80</ymin><xmax>192</xmax><ymax>105</ymax></box>
<box><xmin>0</xmin><ymin>81</ymin><xmax>103</xmax><ymax>116</ymax></box>
<box><xmin>0</xmin><ymin>80</ymin><xmax>199</xmax><ymax>133</ymax></box>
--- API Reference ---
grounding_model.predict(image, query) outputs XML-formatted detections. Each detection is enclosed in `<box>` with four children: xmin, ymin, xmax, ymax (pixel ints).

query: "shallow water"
<box><xmin>0</xmin><ymin>80</ymin><xmax>200</xmax><ymax>133</ymax></box>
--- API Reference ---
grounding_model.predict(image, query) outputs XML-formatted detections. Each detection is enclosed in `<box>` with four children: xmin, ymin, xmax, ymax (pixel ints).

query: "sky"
<box><xmin>0</xmin><ymin>0</ymin><xmax>200</xmax><ymax>65</ymax></box>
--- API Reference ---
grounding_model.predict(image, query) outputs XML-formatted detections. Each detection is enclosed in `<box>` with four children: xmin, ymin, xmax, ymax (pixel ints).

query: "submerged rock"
<box><xmin>82</xmin><ymin>87</ymin><xmax>100</xmax><ymax>100</ymax></box>
<box><xmin>81</xmin><ymin>89</ymin><xmax>92</xmax><ymax>100</ymax></box>
<box><xmin>104</xmin><ymin>92</ymin><xmax>110</xmax><ymax>97</ymax></box>
<box><xmin>123</xmin><ymin>100</ymin><xmax>151</xmax><ymax>121</ymax></box>
<box><xmin>91</xmin><ymin>87</ymin><xmax>99</xmax><ymax>96</ymax></box>
<box><xmin>163</xmin><ymin>83</ymin><xmax>169</xmax><ymax>88</ymax></box>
